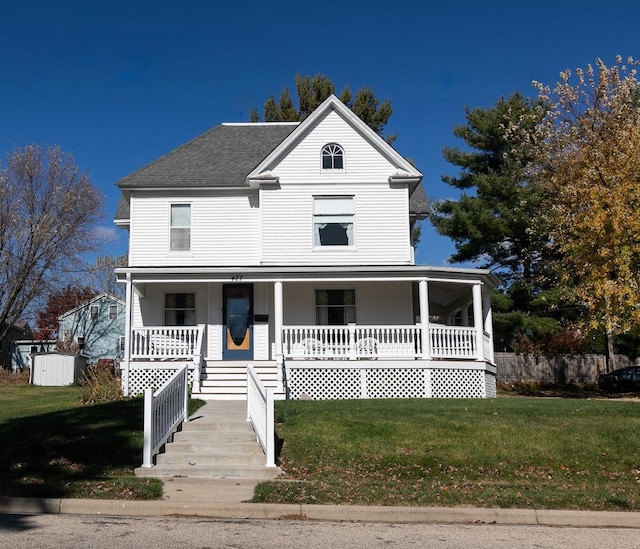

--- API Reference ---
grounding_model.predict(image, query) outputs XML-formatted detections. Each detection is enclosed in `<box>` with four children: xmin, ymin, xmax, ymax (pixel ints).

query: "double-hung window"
<box><xmin>316</xmin><ymin>289</ymin><xmax>356</xmax><ymax>325</ymax></box>
<box><xmin>170</xmin><ymin>204</ymin><xmax>191</xmax><ymax>252</ymax></box>
<box><xmin>164</xmin><ymin>293</ymin><xmax>196</xmax><ymax>326</ymax></box>
<box><xmin>313</xmin><ymin>196</ymin><xmax>354</xmax><ymax>247</ymax></box>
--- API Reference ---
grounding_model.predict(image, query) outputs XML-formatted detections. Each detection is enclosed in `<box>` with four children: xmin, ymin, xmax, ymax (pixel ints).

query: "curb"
<box><xmin>2</xmin><ymin>496</ymin><xmax>640</xmax><ymax>528</ymax></box>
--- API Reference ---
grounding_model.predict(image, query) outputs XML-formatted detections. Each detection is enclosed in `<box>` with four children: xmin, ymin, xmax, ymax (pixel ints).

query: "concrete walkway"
<box><xmin>1</xmin><ymin>475</ymin><xmax>640</xmax><ymax>528</ymax></box>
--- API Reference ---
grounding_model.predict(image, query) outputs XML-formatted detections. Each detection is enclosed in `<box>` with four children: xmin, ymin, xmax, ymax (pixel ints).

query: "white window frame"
<box><xmin>315</xmin><ymin>289</ymin><xmax>356</xmax><ymax>325</ymax></box>
<box><xmin>164</xmin><ymin>293</ymin><xmax>196</xmax><ymax>326</ymax></box>
<box><xmin>321</xmin><ymin>143</ymin><xmax>345</xmax><ymax>171</ymax></box>
<box><xmin>170</xmin><ymin>203</ymin><xmax>191</xmax><ymax>253</ymax></box>
<box><xmin>109</xmin><ymin>304</ymin><xmax>118</xmax><ymax>320</ymax></box>
<box><xmin>313</xmin><ymin>196</ymin><xmax>355</xmax><ymax>248</ymax></box>
<box><xmin>90</xmin><ymin>305</ymin><xmax>99</xmax><ymax>320</ymax></box>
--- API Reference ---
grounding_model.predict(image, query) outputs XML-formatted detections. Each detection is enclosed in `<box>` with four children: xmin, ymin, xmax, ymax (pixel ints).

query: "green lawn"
<box><xmin>4</xmin><ymin>384</ymin><xmax>639</xmax><ymax>510</ymax></box>
<box><xmin>0</xmin><ymin>385</ymin><xmax>162</xmax><ymax>499</ymax></box>
<box><xmin>253</xmin><ymin>397</ymin><xmax>640</xmax><ymax>511</ymax></box>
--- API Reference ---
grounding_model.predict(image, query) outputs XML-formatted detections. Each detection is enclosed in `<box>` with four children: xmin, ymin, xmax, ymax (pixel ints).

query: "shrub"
<box><xmin>0</xmin><ymin>368</ymin><xmax>30</xmax><ymax>385</ymax></box>
<box><xmin>79</xmin><ymin>362</ymin><xmax>122</xmax><ymax>404</ymax></box>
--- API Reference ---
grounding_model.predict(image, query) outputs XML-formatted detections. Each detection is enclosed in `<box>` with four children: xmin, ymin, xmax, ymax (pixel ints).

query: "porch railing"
<box><xmin>131</xmin><ymin>325</ymin><xmax>205</xmax><ymax>361</ymax></box>
<box><xmin>141</xmin><ymin>364</ymin><xmax>189</xmax><ymax>468</ymax></box>
<box><xmin>282</xmin><ymin>324</ymin><xmax>480</xmax><ymax>360</ymax></box>
<box><xmin>283</xmin><ymin>325</ymin><xmax>421</xmax><ymax>359</ymax></box>
<box><xmin>429</xmin><ymin>325</ymin><xmax>477</xmax><ymax>358</ymax></box>
<box><xmin>247</xmin><ymin>363</ymin><xmax>276</xmax><ymax>468</ymax></box>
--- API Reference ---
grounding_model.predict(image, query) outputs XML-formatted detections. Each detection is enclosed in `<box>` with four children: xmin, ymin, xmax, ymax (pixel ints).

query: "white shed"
<box><xmin>31</xmin><ymin>353</ymin><xmax>88</xmax><ymax>386</ymax></box>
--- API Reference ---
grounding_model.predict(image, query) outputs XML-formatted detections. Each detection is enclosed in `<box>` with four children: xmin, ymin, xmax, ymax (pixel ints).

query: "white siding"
<box><xmin>207</xmin><ymin>283</ymin><xmax>222</xmax><ymax>360</ymax></box>
<box><xmin>271</xmin><ymin>110</ymin><xmax>400</xmax><ymax>184</ymax></box>
<box><xmin>261</xmin><ymin>183</ymin><xmax>410</xmax><ymax>265</ymax></box>
<box><xmin>253</xmin><ymin>283</ymin><xmax>270</xmax><ymax>361</ymax></box>
<box><xmin>132</xmin><ymin>284</ymin><xmax>208</xmax><ymax>328</ymax></box>
<box><xmin>127</xmin><ymin>110</ymin><xmax>414</xmax><ymax>268</ymax></box>
<box><xmin>283</xmin><ymin>281</ymin><xmax>413</xmax><ymax>325</ymax></box>
<box><xmin>132</xmin><ymin>282</ymin><xmax>272</xmax><ymax>361</ymax></box>
<box><xmin>261</xmin><ymin>110</ymin><xmax>412</xmax><ymax>265</ymax></box>
<box><xmin>129</xmin><ymin>190</ymin><xmax>261</xmax><ymax>267</ymax></box>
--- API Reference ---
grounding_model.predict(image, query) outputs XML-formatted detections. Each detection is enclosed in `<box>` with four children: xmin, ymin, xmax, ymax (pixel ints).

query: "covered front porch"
<box><xmin>118</xmin><ymin>266</ymin><xmax>499</xmax><ymax>399</ymax></box>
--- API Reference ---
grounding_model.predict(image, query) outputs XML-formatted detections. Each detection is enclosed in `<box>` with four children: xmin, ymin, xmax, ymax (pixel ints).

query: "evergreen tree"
<box><xmin>431</xmin><ymin>93</ymin><xmax>582</xmax><ymax>354</ymax></box>
<box><xmin>251</xmin><ymin>73</ymin><xmax>394</xmax><ymax>142</ymax></box>
<box><xmin>431</xmin><ymin>92</ymin><xmax>546</xmax><ymax>286</ymax></box>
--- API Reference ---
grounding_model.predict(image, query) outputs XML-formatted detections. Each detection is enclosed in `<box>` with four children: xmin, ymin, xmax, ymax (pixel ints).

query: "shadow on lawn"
<box><xmin>0</xmin><ymin>399</ymin><xmax>147</xmax><ymax>499</ymax></box>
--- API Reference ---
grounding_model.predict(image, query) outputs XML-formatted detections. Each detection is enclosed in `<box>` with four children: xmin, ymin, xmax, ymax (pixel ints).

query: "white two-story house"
<box><xmin>114</xmin><ymin>95</ymin><xmax>499</xmax><ymax>400</ymax></box>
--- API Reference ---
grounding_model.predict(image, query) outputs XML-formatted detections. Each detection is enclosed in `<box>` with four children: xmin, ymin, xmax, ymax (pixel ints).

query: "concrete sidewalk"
<box><xmin>1</xmin><ymin>475</ymin><xmax>640</xmax><ymax>528</ymax></box>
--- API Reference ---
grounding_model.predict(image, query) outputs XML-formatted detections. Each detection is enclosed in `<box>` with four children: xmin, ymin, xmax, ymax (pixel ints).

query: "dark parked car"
<box><xmin>597</xmin><ymin>366</ymin><xmax>640</xmax><ymax>392</ymax></box>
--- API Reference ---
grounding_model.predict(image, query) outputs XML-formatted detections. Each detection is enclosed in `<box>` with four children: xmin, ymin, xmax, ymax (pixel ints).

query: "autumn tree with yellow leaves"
<box><xmin>524</xmin><ymin>57</ymin><xmax>640</xmax><ymax>367</ymax></box>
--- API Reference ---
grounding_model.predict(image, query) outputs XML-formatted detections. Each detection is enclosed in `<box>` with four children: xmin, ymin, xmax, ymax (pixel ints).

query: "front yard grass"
<box><xmin>0</xmin><ymin>384</ymin><xmax>163</xmax><ymax>499</ymax></box>
<box><xmin>253</xmin><ymin>397</ymin><xmax>640</xmax><ymax>511</ymax></box>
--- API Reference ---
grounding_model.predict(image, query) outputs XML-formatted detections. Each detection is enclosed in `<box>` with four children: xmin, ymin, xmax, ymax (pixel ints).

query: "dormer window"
<box><xmin>321</xmin><ymin>144</ymin><xmax>344</xmax><ymax>170</ymax></box>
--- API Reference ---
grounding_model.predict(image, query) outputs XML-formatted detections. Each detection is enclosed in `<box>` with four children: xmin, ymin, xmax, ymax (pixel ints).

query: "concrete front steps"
<box><xmin>135</xmin><ymin>400</ymin><xmax>281</xmax><ymax>480</ymax></box>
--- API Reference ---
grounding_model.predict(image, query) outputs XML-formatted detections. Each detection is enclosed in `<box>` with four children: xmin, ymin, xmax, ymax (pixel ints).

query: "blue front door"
<box><xmin>222</xmin><ymin>284</ymin><xmax>253</xmax><ymax>360</ymax></box>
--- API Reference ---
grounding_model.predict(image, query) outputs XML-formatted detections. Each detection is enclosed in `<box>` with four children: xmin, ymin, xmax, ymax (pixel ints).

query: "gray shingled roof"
<box><xmin>115</xmin><ymin>123</ymin><xmax>298</xmax><ymax>189</ymax></box>
<box><xmin>409</xmin><ymin>182</ymin><xmax>430</xmax><ymax>218</ymax></box>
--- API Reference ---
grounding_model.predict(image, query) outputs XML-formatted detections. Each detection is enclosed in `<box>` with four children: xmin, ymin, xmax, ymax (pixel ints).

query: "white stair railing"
<box><xmin>246</xmin><ymin>363</ymin><xmax>276</xmax><ymax>468</ymax></box>
<box><xmin>141</xmin><ymin>364</ymin><xmax>189</xmax><ymax>468</ymax></box>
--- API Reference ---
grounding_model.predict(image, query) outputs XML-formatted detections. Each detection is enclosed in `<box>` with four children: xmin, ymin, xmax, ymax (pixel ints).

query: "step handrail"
<box><xmin>141</xmin><ymin>365</ymin><xmax>189</xmax><ymax>468</ymax></box>
<box><xmin>246</xmin><ymin>363</ymin><xmax>276</xmax><ymax>467</ymax></box>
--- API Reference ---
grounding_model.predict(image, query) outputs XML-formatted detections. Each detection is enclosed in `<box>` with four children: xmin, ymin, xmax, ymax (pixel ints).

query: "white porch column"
<box><xmin>274</xmin><ymin>281</ymin><xmax>284</xmax><ymax>390</ymax></box>
<box><xmin>482</xmin><ymin>285</ymin><xmax>494</xmax><ymax>364</ymax></box>
<box><xmin>123</xmin><ymin>273</ymin><xmax>133</xmax><ymax>396</ymax></box>
<box><xmin>472</xmin><ymin>283</ymin><xmax>484</xmax><ymax>361</ymax></box>
<box><xmin>419</xmin><ymin>279</ymin><xmax>430</xmax><ymax>360</ymax></box>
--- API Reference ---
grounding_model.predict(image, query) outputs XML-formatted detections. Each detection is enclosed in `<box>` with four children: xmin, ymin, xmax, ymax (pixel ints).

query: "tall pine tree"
<box><xmin>431</xmin><ymin>92</ymin><xmax>546</xmax><ymax>286</ymax></box>
<box><xmin>250</xmin><ymin>73</ymin><xmax>394</xmax><ymax>143</ymax></box>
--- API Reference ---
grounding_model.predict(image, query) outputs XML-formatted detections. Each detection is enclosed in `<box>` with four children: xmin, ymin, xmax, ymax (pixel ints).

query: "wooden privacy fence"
<box><xmin>494</xmin><ymin>353</ymin><xmax>640</xmax><ymax>384</ymax></box>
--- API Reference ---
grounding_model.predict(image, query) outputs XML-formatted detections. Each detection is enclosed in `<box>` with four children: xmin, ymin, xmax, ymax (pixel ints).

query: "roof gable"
<box><xmin>58</xmin><ymin>293</ymin><xmax>125</xmax><ymax>321</ymax></box>
<box><xmin>247</xmin><ymin>95</ymin><xmax>422</xmax><ymax>184</ymax></box>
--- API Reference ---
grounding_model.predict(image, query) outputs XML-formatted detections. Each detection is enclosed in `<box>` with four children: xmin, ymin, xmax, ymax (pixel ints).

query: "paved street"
<box><xmin>1</xmin><ymin>513</ymin><xmax>639</xmax><ymax>549</ymax></box>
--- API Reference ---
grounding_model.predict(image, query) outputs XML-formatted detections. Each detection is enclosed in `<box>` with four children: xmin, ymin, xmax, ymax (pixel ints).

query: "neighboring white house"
<box><xmin>114</xmin><ymin>94</ymin><xmax>499</xmax><ymax>400</ymax></box>
<box><xmin>57</xmin><ymin>293</ymin><xmax>126</xmax><ymax>365</ymax></box>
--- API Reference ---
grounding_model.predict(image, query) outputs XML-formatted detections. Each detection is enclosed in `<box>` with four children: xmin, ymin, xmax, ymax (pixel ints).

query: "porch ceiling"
<box><xmin>427</xmin><ymin>281</ymin><xmax>474</xmax><ymax>312</ymax></box>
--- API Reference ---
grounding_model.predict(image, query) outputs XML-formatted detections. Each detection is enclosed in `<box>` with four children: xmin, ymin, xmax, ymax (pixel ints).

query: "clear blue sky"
<box><xmin>1</xmin><ymin>0</ymin><xmax>637</xmax><ymax>267</ymax></box>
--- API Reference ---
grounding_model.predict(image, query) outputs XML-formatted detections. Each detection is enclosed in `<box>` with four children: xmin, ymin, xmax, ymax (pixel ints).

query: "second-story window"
<box><xmin>170</xmin><ymin>204</ymin><xmax>191</xmax><ymax>252</ymax></box>
<box><xmin>109</xmin><ymin>305</ymin><xmax>118</xmax><ymax>320</ymax></box>
<box><xmin>321</xmin><ymin>143</ymin><xmax>344</xmax><ymax>170</ymax></box>
<box><xmin>314</xmin><ymin>196</ymin><xmax>354</xmax><ymax>246</ymax></box>
<box><xmin>90</xmin><ymin>305</ymin><xmax>99</xmax><ymax>320</ymax></box>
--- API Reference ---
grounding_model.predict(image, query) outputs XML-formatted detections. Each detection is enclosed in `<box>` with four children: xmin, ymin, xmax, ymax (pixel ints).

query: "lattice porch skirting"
<box><xmin>124</xmin><ymin>363</ymin><xmax>195</xmax><ymax>397</ymax></box>
<box><xmin>285</xmin><ymin>362</ymin><xmax>497</xmax><ymax>399</ymax></box>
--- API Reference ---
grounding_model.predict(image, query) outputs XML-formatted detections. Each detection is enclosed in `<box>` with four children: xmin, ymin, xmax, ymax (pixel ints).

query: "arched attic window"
<box><xmin>321</xmin><ymin>143</ymin><xmax>344</xmax><ymax>170</ymax></box>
